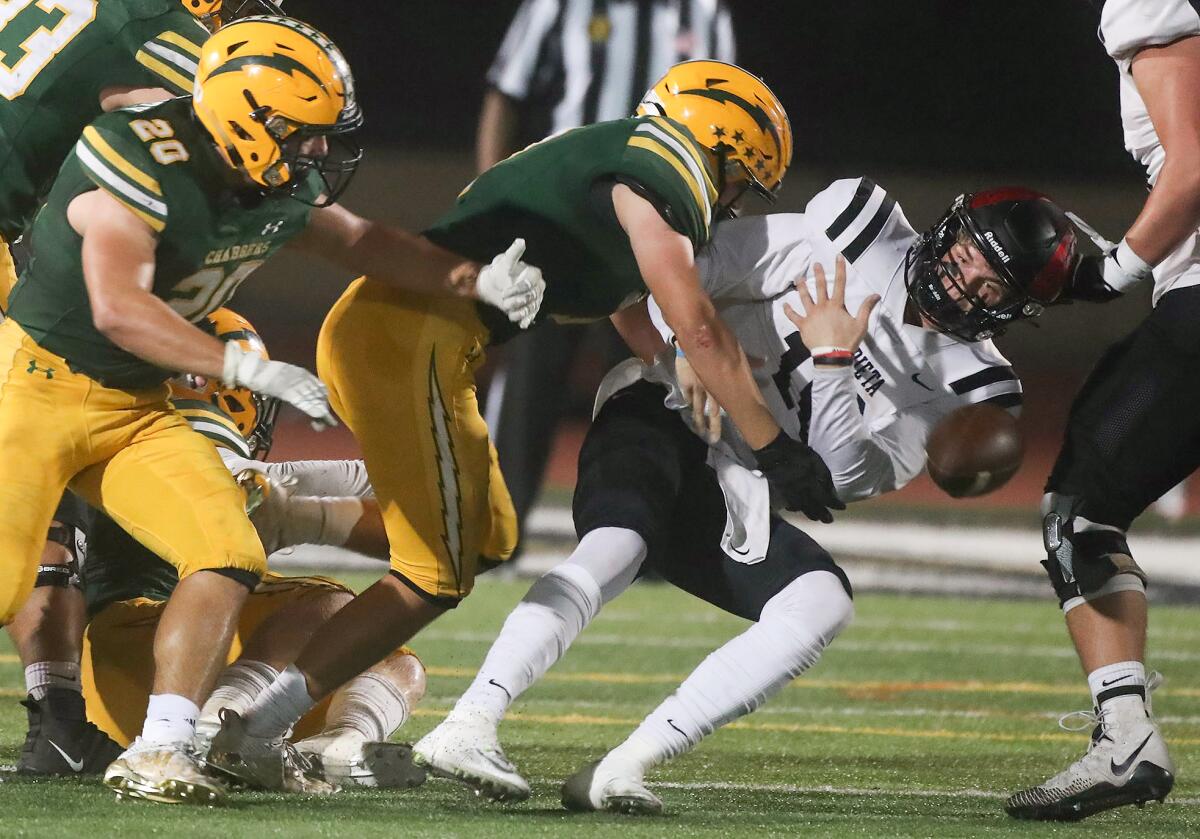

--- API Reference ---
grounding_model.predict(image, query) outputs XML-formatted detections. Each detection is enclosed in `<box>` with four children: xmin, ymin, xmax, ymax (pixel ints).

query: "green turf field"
<box><xmin>4</xmin><ymin>576</ymin><xmax>1198</xmax><ymax>836</ymax></box>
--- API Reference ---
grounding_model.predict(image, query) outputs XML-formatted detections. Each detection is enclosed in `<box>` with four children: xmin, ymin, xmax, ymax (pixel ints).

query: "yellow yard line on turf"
<box><xmin>424</xmin><ymin>665</ymin><xmax>1200</xmax><ymax>699</ymax></box>
<box><xmin>406</xmin><ymin>707</ymin><xmax>1200</xmax><ymax>746</ymax></box>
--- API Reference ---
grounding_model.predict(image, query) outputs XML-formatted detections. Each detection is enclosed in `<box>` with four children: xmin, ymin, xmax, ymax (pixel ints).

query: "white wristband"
<box><xmin>1107</xmin><ymin>239</ymin><xmax>1153</xmax><ymax>292</ymax></box>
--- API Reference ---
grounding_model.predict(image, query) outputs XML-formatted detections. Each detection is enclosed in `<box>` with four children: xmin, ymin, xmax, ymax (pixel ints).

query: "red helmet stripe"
<box><xmin>970</xmin><ymin>186</ymin><xmax>1045</xmax><ymax>208</ymax></box>
<box><xmin>1029</xmin><ymin>234</ymin><xmax>1075</xmax><ymax>302</ymax></box>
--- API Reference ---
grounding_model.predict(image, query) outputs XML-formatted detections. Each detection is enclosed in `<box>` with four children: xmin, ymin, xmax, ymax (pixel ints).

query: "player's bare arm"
<box><xmin>610</xmin><ymin>299</ymin><xmax>668</xmax><ymax>363</ymax></box>
<box><xmin>1125</xmin><ymin>35</ymin><xmax>1200</xmax><ymax>263</ymax></box>
<box><xmin>70</xmin><ymin>189</ymin><xmax>228</xmax><ymax>378</ymax></box>
<box><xmin>98</xmin><ymin>86</ymin><xmax>174</xmax><ymax>112</ymax></box>
<box><xmin>475</xmin><ymin>89</ymin><xmax>521</xmax><ymax>173</ymax></box>
<box><xmin>612</xmin><ymin>183</ymin><xmax>777</xmax><ymax>450</ymax></box>
<box><xmin>293</xmin><ymin>205</ymin><xmax>544</xmax><ymax>327</ymax></box>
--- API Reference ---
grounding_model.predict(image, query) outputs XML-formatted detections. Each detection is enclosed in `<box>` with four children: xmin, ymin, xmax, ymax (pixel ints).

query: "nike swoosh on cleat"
<box><xmin>47</xmin><ymin>739</ymin><xmax>85</xmax><ymax>772</ymax></box>
<box><xmin>1110</xmin><ymin>733</ymin><xmax>1155</xmax><ymax>777</ymax></box>
<box><xmin>1101</xmin><ymin>674</ymin><xmax>1133</xmax><ymax>687</ymax></box>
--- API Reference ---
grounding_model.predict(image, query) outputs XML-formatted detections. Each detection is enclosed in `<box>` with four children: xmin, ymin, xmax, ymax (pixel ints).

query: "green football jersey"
<box><xmin>424</xmin><ymin>115</ymin><xmax>720</xmax><ymax>343</ymax></box>
<box><xmin>8</xmin><ymin>96</ymin><xmax>320</xmax><ymax>388</ymax></box>
<box><xmin>0</xmin><ymin>0</ymin><xmax>209</xmax><ymax>240</ymax></box>
<box><xmin>82</xmin><ymin>398</ymin><xmax>247</xmax><ymax>615</ymax></box>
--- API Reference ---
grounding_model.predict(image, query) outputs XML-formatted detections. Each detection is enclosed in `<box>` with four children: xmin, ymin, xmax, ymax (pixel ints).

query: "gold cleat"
<box><xmin>104</xmin><ymin>739</ymin><xmax>225</xmax><ymax>805</ymax></box>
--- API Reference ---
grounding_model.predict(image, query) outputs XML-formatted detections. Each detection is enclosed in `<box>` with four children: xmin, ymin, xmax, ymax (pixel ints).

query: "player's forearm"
<box><xmin>476</xmin><ymin>89</ymin><xmax>519</xmax><ymax>173</ymax></box>
<box><xmin>1124</xmin><ymin>154</ymin><xmax>1200</xmax><ymax>265</ymax></box>
<box><xmin>90</xmin><ymin>288</ymin><xmax>226</xmax><ymax>377</ymax></box>
<box><xmin>807</xmin><ymin>369</ymin><xmax>899</xmax><ymax>501</ymax></box>
<box><xmin>611</xmin><ymin>300</ymin><xmax>668</xmax><ymax>363</ymax></box>
<box><xmin>672</xmin><ymin>312</ymin><xmax>779</xmax><ymax>450</ymax></box>
<box><xmin>352</xmin><ymin>223</ymin><xmax>475</xmax><ymax>297</ymax></box>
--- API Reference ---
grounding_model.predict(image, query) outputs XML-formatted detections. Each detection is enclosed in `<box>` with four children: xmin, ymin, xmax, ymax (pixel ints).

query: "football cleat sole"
<box><xmin>105</xmin><ymin>772</ymin><xmax>224</xmax><ymax>805</ymax></box>
<box><xmin>412</xmin><ymin>749</ymin><xmax>530</xmax><ymax>803</ymax></box>
<box><xmin>305</xmin><ymin>742</ymin><xmax>427</xmax><ymax>790</ymax></box>
<box><xmin>561</xmin><ymin>761</ymin><xmax>663</xmax><ymax>816</ymax></box>
<box><xmin>1005</xmin><ymin>763</ymin><xmax>1174</xmax><ymax>822</ymax></box>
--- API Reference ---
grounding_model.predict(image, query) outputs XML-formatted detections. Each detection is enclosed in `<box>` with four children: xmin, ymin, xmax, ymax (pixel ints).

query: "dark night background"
<box><xmin>248</xmin><ymin>1</ymin><xmax>1162</xmax><ymax>511</ymax></box>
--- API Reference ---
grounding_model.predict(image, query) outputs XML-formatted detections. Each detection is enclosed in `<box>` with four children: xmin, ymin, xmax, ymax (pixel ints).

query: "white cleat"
<box><xmin>413</xmin><ymin>713</ymin><xmax>530</xmax><ymax>802</ymax></box>
<box><xmin>103</xmin><ymin>738</ymin><xmax>225</xmax><ymax>805</ymax></box>
<box><xmin>206</xmin><ymin>709</ymin><xmax>338</xmax><ymax>795</ymax></box>
<box><xmin>561</xmin><ymin>759</ymin><xmax>663</xmax><ymax>815</ymax></box>
<box><xmin>295</xmin><ymin>729</ymin><xmax>426</xmax><ymax>789</ymax></box>
<box><xmin>1005</xmin><ymin>688</ymin><xmax>1175</xmax><ymax>821</ymax></box>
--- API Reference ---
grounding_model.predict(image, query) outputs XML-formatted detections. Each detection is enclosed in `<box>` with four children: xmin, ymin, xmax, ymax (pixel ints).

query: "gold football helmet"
<box><xmin>180</xmin><ymin>0</ymin><xmax>283</xmax><ymax>33</ymax></box>
<box><xmin>193</xmin><ymin>15</ymin><xmax>362</xmax><ymax>205</ymax></box>
<box><xmin>170</xmin><ymin>308</ymin><xmax>280</xmax><ymax>459</ymax></box>
<box><xmin>637</xmin><ymin>60</ymin><xmax>792</xmax><ymax>207</ymax></box>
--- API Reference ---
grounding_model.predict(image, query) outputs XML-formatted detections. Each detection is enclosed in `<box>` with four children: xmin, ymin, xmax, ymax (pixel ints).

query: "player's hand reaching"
<box><xmin>675</xmin><ymin>350</ymin><xmax>722</xmax><ymax>444</ymax></box>
<box><xmin>752</xmin><ymin>430</ymin><xmax>845</xmax><ymax>523</ymax></box>
<box><xmin>477</xmin><ymin>238</ymin><xmax>545</xmax><ymax>329</ymax></box>
<box><xmin>223</xmin><ymin>343</ymin><xmax>337</xmax><ymax>431</ymax></box>
<box><xmin>1063</xmin><ymin>211</ymin><xmax>1152</xmax><ymax>302</ymax></box>
<box><xmin>782</xmin><ymin>256</ymin><xmax>879</xmax><ymax>353</ymax></box>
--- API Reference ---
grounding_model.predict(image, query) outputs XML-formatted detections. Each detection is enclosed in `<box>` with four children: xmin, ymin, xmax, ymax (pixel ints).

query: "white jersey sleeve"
<box><xmin>1101</xmin><ymin>0</ymin><xmax>1200</xmax><ymax>61</ymax></box>
<box><xmin>486</xmin><ymin>0</ymin><xmax>563</xmax><ymax>101</ymax></box>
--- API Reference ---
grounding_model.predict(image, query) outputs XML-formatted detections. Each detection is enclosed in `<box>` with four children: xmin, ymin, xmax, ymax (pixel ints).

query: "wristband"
<box><xmin>809</xmin><ymin>345</ymin><xmax>854</xmax><ymax>367</ymax></box>
<box><xmin>1109</xmin><ymin>239</ymin><xmax>1153</xmax><ymax>292</ymax></box>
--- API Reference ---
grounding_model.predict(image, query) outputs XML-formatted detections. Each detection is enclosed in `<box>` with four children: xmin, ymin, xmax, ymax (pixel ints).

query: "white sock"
<box><xmin>603</xmin><ymin>572</ymin><xmax>853</xmax><ymax>777</ymax></box>
<box><xmin>25</xmin><ymin>661</ymin><xmax>81</xmax><ymax>700</ymax></box>
<box><xmin>197</xmin><ymin>660</ymin><xmax>280</xmax><ymax>736</ymax></box>
<box><xmin>141</xmin><ymin>693</ymin><xmax>201</xmax><ymax>746</ymax></box>
<box><xmin>1088</xmin><ymin>660</ymin><xmax>1147</xmax><ymax>718</ymax></box>
<box><xmin>324</xmin><ymin>672</ymin><xmax>411</xmax><ymax>741</ymax></box>
<box><xmin>244</xmin><ymin>664</ymin><xmax>316</xmax><ymax>741</ymax></box>
<box><xmin>450</xmin><ymin>527</ymin><xmax>645</xmax><ymax>725</ymax></box>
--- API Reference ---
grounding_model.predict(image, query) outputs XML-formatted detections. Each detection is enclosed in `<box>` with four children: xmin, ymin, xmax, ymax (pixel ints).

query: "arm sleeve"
<box><xmin>806</xmin><ymin>368</ymin><xmax>934</xmax><ymax>502</ymax></box>
<box><xmin>487</xmin><ymin>0</ymin><xmax>562</xmax><ymax>100</ymax></box>
<box><xmin>261</xmin><ymin>459</ymin><xmax>374</xmax><ymax>499</ymax></box>
<box><xmin>1100</xmin><ymin>0</ymin><xmax>1200</xmax><ymax>61</ymax></box>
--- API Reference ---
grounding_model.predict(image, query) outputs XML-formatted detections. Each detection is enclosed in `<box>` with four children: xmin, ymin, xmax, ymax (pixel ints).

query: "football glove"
<box><xmin>223</xmin><ymin>343</ymin><xmax>337</xmax><ymax>430</ymax></box>
<box><xmin>752</xmin><ymin>430</ymin><xmax>845</xmax><ymax>523</ymax></box>
<box><xmin>1064</xmin><ymin>212</ymin><xmax>1153</xmax><ymax>301</ymax></box>
<box><xmin>477</xmin><ymin>238</ymin><xmax>545</xmax><ymax>329</ymax></box>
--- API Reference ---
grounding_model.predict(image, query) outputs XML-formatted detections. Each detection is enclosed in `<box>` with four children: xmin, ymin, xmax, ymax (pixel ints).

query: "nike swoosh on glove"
<box><xmin>752</xmin><ymin>430</ymin><xmax>845</xmax><ymax>523</ymax></box>
<box><xmin>476</xmin><ymin>238</ymin><xmax>545</xmax><ymax>329</ymax></box>
<box><xmin>223</xmin><ymin>343</ymin><xmax>337</xmax><ymax>431</ymax></box>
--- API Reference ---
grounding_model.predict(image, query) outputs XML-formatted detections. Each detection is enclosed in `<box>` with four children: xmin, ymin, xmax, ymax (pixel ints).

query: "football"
<box><xmin>925</xmin><ymin>403</ymin><xmax>1024</xmax><ymax>498</ymax></box>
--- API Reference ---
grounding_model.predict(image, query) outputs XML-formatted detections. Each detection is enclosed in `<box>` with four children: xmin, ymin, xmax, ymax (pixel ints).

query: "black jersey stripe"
<box><xmin>842</xmin><ymin>195</ymin><xmax>896</xmax><ymax>263</ymax></box>
<box><xmin>949</xmin><ymin>366</ymin><xmax>1018</xmax><ymax>395</ymax></box>
<box><xmin>824</xmin><ymin>178</ymin><xmax>876</xmax><ymax>240</ymax></box>
<box><xmin>582</xmin><ymin>0</ymin><xmax>610</xmax><ymax>125</ymax></box>
<box><xmin>981</xmin><ymin>391</ymin><xmax>1023</xmax><ymax>409</ymax></box>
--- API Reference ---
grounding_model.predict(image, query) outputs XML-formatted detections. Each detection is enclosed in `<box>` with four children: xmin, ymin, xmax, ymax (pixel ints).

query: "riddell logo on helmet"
<box><xmin>983</xmin><ymin>231</ymin><xmax>1011</xmax><ymax>263</ymax></box>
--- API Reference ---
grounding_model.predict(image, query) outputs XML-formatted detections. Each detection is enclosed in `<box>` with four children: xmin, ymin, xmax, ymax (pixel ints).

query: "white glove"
<box><xmin>222</xmin><ymin>343</ymin><xmax>337</xmax><ymax>430</ymax></box>
<box><xmin>476</xmin><ymin>238</ymin><xmax>545</xmax><ymax>329</ymax></box>
<box><xmin>675</xmin><ymin>350</ymin><xmax>722</xmax><ymax>445</ymax></box>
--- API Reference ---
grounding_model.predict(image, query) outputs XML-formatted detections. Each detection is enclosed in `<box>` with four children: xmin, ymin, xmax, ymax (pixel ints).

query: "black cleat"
<box><xmin>17</xmin><ymin>688</ymin><xmax>124</xmax><ymax>776</ymax></box>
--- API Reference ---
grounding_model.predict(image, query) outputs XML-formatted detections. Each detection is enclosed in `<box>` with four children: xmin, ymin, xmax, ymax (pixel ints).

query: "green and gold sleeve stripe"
<box><xmin>170</xmin><ymin>399</ymin><xmax>252</xmax><ymax>458</ymax></box>
<box><xmin>648</xmin><ymin>117</ymin><xmax>717</xmax><ymax>201</ymax></box>
<box><xmin>76</xmin><ymin>126</ymin><xmax>167</xmax><ymax>232</ymax></box>
<box><xmin>136</xmin><ymin>21</ymin><xmax>206</xmax><ymax>93</ymax></box>
<box><xmin>628</xmin><ymin>121</ymin><xmax>717</xmax><ymax>235</ymax></box>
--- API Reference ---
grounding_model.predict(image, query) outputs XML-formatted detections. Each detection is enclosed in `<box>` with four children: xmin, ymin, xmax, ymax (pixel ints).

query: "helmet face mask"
<box><xmin>181</xmin><ymin>0</ymin><xmax>284</xmax><ymax>33</ymax></box>
<box><xmin>906</xmin><ymin>189</ymin><xmax>1076</xmax><ymax>342</ymax></box>
<box><xmin>193</xmin><ymin>16</ymin><xmax>363</xmax><ymax>206</ymax></box>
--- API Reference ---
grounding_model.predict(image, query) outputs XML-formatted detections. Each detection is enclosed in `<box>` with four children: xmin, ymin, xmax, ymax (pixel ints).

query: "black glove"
<box><xmin>753</xmin><ymin>430</ymin><xmax>845</xmax><ymax>523</ymax></box>
<box><xmin>1063</xmin><ymin>253</ymin><xmax>1123</xmax><ymax>304</ymax></box>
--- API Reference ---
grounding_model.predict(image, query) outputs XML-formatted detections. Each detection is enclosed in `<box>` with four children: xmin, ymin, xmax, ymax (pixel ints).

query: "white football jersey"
<box><xmin>1100</xmin><ymin>0</ymin><xmax>1200</xmax><ymax>303</ymax></box>
<box><xmin>650</xmin><ymin>178</ymin><xmax>1023</xmax><ymax>502</ymax></box>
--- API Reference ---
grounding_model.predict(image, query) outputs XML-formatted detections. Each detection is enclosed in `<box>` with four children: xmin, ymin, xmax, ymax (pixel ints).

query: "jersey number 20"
<box><xmin>0</xmin><ymin>0</ymin><xmax>97</xmax><ymax>101</ymax></box>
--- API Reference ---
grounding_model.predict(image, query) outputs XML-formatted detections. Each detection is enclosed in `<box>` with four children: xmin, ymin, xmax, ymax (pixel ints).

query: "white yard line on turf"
<box><xmin>649</xmin><ymin>781</ymin><xmax>1200</xmax><ymax>805</ymax></box>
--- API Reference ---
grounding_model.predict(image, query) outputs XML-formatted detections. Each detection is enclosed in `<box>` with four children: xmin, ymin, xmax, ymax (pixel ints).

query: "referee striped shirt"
<box><xmin>488</xmin><ymin>0</ymin><xmax>734</xmax><ymax>135</ymax></box>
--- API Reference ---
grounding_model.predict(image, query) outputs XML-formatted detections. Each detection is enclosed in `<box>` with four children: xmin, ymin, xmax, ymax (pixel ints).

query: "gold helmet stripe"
<box><xmin>674</xmin><ymin>83</ymin><xmax>783</xmax><ymax>159</ymax></box>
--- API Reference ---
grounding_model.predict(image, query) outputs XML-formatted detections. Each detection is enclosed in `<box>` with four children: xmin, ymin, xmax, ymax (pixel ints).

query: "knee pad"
<box><xmin>1041</xmin><ymin>493</ymin><xmax>1147</xmax><ymax>606</ymax></box>
<box><xmin>760</xmin><ymin>571</ymin><xmax>855</xmax><ymax>648</ymax></box>
<box><xmin>523</xmin><ymin>563</ymin><xmax>603</xmax><ymax>632</ymax></box>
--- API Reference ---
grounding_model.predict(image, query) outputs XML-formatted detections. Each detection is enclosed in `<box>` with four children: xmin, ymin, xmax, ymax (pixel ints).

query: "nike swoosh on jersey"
<box><xmin>911</xmin><ymin>372</ymin><xmax>934</xmax><ymax>391</ymax></box>
<box><xmin>47</xmin><ymin>739</ymin><xmax>85</xmax><ymax>772</ymax></box>
<box><xmin>1110</xmin><ymin>733</ymin><xmax>1155</xmax><ymax>777</ymax></box>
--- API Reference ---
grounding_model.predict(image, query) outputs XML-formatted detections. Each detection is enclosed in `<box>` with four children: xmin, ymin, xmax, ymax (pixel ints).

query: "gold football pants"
<box><xmin>83</xmin><ymin>574</ymin><xmax>357</xmax><ymax>746</ymax></box>
<box><xmin>318</xmin><ymin>279</ymin><xmax>517</xmax><ymax>605</ymax></box>
<box><xmin>0</xmin><ymin>319</ymin><xmax>266</xmax><ymax>624</ymax></box>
